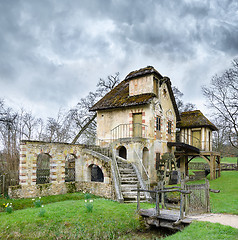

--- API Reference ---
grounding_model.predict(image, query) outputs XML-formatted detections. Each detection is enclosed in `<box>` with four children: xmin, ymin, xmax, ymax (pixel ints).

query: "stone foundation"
<box><xmin>8</xmin><ymin>181</ymin><xmax>113</xmax><ymax>199</ymax></box>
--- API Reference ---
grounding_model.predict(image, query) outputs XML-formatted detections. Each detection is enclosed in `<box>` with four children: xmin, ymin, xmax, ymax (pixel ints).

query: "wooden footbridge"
<box><xmin>136</xmin><ymin>180</ymin><xmax>219</xmax><ymax>231</ymax></box>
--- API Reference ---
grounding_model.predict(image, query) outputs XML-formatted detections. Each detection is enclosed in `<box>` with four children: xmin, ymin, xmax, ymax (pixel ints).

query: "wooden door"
<box><xmin>133</xmin><ymin>113</ymin><xmax>142</xmax><ymax>137</ymax></box>
<box><xmin>192</xmin><ymin>130</ymin><xmax>201</xmax><ymax>149</ymax></box>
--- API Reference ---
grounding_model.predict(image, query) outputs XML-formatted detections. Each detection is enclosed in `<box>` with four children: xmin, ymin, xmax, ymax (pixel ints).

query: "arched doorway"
<box><xmin>118</xmin><ymin>146</ymin><xmax>127</xmax><ymax>159</ymax></box>
<box><xmin>65</xmin><ymin>154</ymin><xmax>76</xmax><ymax>182</ymax></box>
<box><xmin>90</xmin><ymin>164</ymin><xmax>104</xmax><ymax>182</ymax></box>
<box><xmin>142</xmin><ymin>147</ymin><xmax>149</xmax><ymax>179</ymax></box>
<box><xmin>36</xmin><ymin>153</ymin><xmax>51</xmax><ymax>184</ymax></box>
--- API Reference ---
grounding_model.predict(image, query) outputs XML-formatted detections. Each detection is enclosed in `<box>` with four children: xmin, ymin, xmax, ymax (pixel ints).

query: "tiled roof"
<box><xmin>177</xmin><ymin>110</ymin><xmax>218</xmax><ymax>131</ymax></box>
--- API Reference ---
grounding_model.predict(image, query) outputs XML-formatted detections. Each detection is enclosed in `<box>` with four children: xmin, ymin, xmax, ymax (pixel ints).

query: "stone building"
<box><xmin>10</xmin><ymin>66</ymin><xmax>220</xmax><ymax>202</ymax></box>
<box><xmin>90</xmin><ymin>66</ymin><xmax>180</xmax><ymax>184</ymax></box>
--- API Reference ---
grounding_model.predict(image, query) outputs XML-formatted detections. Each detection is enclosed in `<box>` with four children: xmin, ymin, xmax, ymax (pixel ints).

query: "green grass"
<box><xmin>221</xmin><ymin>157</ymin><xmax>238</xmax><ymax>164</ymax></box>
<box><xmin>165</xmin><ymin>221</ymin><xmax>238</xmax><ymax>240</ymax></box>
<box><xmin>191</xmin><ymin>157</ymin><xmax>237</xmax><ymax>164</ymax></box>
<box><xmin>209</xmin><ymin>172</ymin><xmax>238</xmax><ymax>214</ymax></box>
<box><xmin>0</xmin><ymin>198</ymin><xmax>154</xmax><ymax>239</ymax></box>
<box><xmin>187</xmin><ymin>171</ymin><xmax>238</xmax><ymax>215</ymax></box>
<box><xmin>0</xmin><ymin>192</ymin><xmax>93</xmax><ymax>212</ymax></box>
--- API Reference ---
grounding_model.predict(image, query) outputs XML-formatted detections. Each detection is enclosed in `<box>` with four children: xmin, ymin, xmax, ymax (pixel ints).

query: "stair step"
<box><xmin>121</xmin><ymin>176</ymin><xmax>138</xmax><ymax>180</ymax></box>
<box><xmin>120</xmin><ymin>174</ymin><xmax>137</xmax><ymax>178</ymax></box>
<box><xmin>122</xmin><ymin>191</ymin><xmax>145</xmax><ymax>197</ymax></box>
<box><xmin>121</xmin><ymin>184</ymin><xmax>137</xmax><ymax>189</ymax></box>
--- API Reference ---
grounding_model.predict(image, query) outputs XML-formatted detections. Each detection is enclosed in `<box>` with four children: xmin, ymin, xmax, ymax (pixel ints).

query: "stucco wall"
<box><xmin>129</xmin><ymin>75</ymin><xmax>155</xmax><ymax>96</ymax></box>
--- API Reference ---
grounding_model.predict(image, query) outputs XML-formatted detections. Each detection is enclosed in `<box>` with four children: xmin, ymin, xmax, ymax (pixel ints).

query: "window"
<box><xmin>168</xmin><ymin>121</ymin><xmax>172</xmax><ymax>134</ymax></box>
<box><xmin>156</xmin><ymin>116</ymin><xmax>161</xmax><ymax>131</ymax></box>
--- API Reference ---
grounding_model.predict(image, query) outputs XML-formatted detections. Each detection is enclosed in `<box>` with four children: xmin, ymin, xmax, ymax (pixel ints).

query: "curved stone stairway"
<box><xmin>83</xmin><ymin>146</ymin><xmax>150</xmax><ymax>203</ymax></box>
<box><xmin>117</xmin><ymin>159</ymin><xmax>147</xmax><ymax>203</ymax></box>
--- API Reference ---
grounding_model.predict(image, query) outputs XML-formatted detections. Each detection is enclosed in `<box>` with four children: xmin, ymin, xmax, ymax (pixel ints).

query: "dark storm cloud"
<box><xmin>0</xmin><ymin>0</ymin><xmax>237</xmax><ymax>118</ymax></box>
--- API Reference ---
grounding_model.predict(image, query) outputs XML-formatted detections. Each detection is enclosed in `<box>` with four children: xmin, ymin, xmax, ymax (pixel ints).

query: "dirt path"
<box><xmin>190</xmin><ymin>213</ymin><xmax>238</xmax><ymax>229</ymax></box>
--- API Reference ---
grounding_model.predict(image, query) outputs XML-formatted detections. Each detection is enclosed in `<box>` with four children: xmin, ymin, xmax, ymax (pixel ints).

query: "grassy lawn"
<box><xmin>186</xmin><ymin>171</ymin><xmax>238</xmax><ymax>215</ymax></box>
<box><xmin>0</xmin><ymin>196</ymin><xmax>237</xmax><ymax>240</ymax></box>
<box><xmin>0</xmin><ymin>192</ymin><xmax>90</xmax><ymax>212</ymax></box>
<box><xmin>164</xmin><ymin>222</ymin><xmax>238</xmax><ymax>240</ymax></box>
<box><xmin>0</xmin><ymin>198</ymin><xmax>155</xmax><ymax>239</ymax></box>
<box><xmin>209</xmin><ymin>171</ymin><xmax>238</xmax><ymax>214</ymax></box>
<box><xmin>191</xmin><ymin>157</ymin><xmax>237</xmax><ymax>164</ymax></box>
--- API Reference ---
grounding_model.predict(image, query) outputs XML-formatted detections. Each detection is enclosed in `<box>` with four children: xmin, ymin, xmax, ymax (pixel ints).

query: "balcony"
<box><xmin>111</xmin><ymin>123</ymin><xmax>148</xmax><ymax>141</ymax></box>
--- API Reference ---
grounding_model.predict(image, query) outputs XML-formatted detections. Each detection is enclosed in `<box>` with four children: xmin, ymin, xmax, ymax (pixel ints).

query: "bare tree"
<box><xmin>71</xmin><ymin>72</ymin><xmax>120</xmax><ymax>144</ymax></box>
<box><xmin>202</xmin><ymin>59</ymin><xmax>238</xmax><ymax>150</ymax></box>
<box><xmin>172</xmin><ymin>86</ymin><xmax>196</xmax><ymax>113</ymax></box>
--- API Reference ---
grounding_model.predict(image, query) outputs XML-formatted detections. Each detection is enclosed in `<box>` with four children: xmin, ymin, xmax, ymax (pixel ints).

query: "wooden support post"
<box><xmin>218</xmin><ymin>156</ymin><xmax>221</xmax><ymax>178</ymax></box>
<box><xmin>205</xmin><ymin>179</ymin><xmax>210</xmax><ymax>212</ymax></box>
<box><xmin>161</xmin><ymin>182</ymin><xmax>165</xmax><ymax>209</ymax></box>
<box><xmin>179</xmin><ymin>180</ymin><xmax>185</xmax><ymax>220</ymax></box>
<box><xmin>155</xmin><ymin>186</ymin><xmax>160</xmax><ymax>216</ymax></box>
<box><xmin>185</xmin><ymin>184</ymin><xmax>189</xmax><ymax>216</ymax></box>
<box><xmin>137</xmin><ymin>182</ymin><xmax>140</xmax><ymax>212</ymax></box>
<box><xmin>210</xmin><ymin>155</ymin><xmax>216</xmax><ymax>180</ymax></box>
<box><xmin>180</xmin><ymin>156</ymin><xmax>186</xmax><ymax>180</ymax></box>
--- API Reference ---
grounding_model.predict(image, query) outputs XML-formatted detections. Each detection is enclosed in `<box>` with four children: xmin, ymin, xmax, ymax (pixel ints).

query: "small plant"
<box><xmin>3</xmin><ymin>203</ymin><xmax>13</xmax><ymax>214</ymax></box>
<box><xmin>32</xmin><ymin>197</ymin><xmax>43</xmax><ymax>208</ymax></box>
<box><xmin>84</xmin><ymin>199</ymin><xmax>93</xmax><ymax>213</ymax></box>
<box><xmin>38</xmin><ymin>205</ymin><xmax>46</xmax><ymax>217</ymax></box>
<box><xmin>84</xmin><ymin>193</ymin><xmax>92</xmax><ymax>200</ymax></box>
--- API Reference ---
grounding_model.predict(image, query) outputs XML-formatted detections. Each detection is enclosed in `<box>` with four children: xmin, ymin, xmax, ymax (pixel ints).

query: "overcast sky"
<box><xmin>0</xmin><ymin>0</ymin><xmax>238</xmax><ymax>120</ymax></box>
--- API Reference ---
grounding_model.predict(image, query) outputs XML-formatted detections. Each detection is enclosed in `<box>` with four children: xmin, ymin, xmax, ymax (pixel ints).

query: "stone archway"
<box><xmin>65</xmin><ymin>154</ymin><xmax>76</xmax><ymax>182</ymax></box>
<box><xmin>89</xmin><ymin>164</ymin><xmax>104</xmax><ymax>182</ymax></box>
<box><xmin>118</xmin><ymin>146</ymin><xmax>127</xmax><ymax>159</ymax></box>
<box><xmin>36</xmin><ymin>153</ymin><xmax>51</xmax><ymax>184</ymax></box>
<box><xmin>142</xmin><ymin>147</ymin><xmax>149</xmax><ymax>179</ymax></box>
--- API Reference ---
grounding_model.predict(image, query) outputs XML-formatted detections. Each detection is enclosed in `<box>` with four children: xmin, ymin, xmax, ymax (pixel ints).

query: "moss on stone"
<box><xmin>10</xmin><ymin>185</ymin><xmax>22</xmax><ymax>190</ymax></box>
<box><xmin>65</xmin><ymin>182</ymin><xmax>77</xmax><ymax>193</ymax></box>
<box><xmin>37</xmin><ymin>183</ymin><xmax>52</xmax><ymax>192</ymax></box>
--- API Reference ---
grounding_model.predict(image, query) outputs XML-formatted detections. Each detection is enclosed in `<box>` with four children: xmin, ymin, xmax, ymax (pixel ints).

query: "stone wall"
<box><xmin>9</xmin><ymin>181</ymin><xmax>114</xmax><ymax>199</ymax></box>
<box><xmin>12</xmin><ymin>140</ymin><xmax>113</xmax><ymax>199</ymax></box>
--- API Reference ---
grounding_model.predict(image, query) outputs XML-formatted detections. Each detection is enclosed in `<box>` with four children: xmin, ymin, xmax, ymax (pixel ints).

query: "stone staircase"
<box><xmin>117</xmin><ymin>160</ymin><xmax>146</xmax><ymax>203</ymax></box>
<box><xmin>84</xmin><ymin>145</ymin><xmax>149</xmax><ymax>203</ymax></box>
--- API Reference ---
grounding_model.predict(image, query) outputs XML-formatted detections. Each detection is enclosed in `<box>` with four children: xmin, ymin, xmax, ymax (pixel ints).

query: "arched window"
<box><xmin>90</xmin><ymin>164</ymin><xmax>104</xmax><ymax>182</ymax></box>
<box><xmin>118</xmin><ymin>146</ymin><xmax>127</xmax><ymax>159</ymax></box>
<box><xmin>36</xmin><ymin>153</ymin><xmax>50</xmax><ymax>184</ymax></box>
<box><xmin>65</xmin><ymin>154</ymin><xmax>76</xmax><ymax>182</ymax></box>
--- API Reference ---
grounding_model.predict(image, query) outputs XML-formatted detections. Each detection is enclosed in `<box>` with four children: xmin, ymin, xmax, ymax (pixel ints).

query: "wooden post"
<box><xmin>210</xmin><ymin>155</ymin><xmax>215</xmax><ymax>180</ymax></box>
<box><xmin>155</xmin><ymin>188</ymin><xmax>160</xmax><ymax>216</ymax></box>
<box><xmin>185</xmin><ymin>184</ymin><xmax>189</xmax><ymax>216</ymax></box>
<box><xmin>205</xmin><ymin>178</ymin><xmax>210</xmax><ymax>212</ymax></box>
<box><xmin>179</xmin><ymin>180</ymin><xmax>185</xmax><ymax>220</ymax></box>
<box><xmin>137</xmin><ymin>182</ymin><xmax>140</xmax><ymax>212</ymax></box>
<box><xmin>161</xmin><ymin>181</ymin><xmax>165</xmax><ymax>209</ymax></box>
<box><xmin>218</xmin><ymin>156</ymin><xmax>221</xmax><ymax>178</ymax></box>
